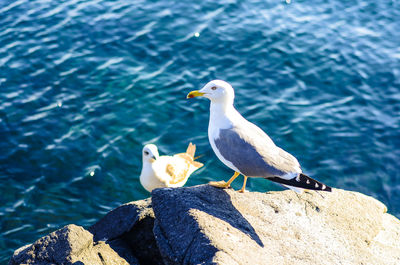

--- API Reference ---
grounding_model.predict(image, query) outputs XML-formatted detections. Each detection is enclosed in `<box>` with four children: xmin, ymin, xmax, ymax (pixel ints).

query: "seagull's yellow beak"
<box><xmin>186</xmin><ymin>90</ymin><xmax>205</xmax><ymax>99</ymax></box>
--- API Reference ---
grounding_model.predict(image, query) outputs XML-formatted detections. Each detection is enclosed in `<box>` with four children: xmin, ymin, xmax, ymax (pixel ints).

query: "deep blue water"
<box><xmin>1</xmin><ymin>0</ymin><xmax>399</xmax><ymax>262</ymax></box>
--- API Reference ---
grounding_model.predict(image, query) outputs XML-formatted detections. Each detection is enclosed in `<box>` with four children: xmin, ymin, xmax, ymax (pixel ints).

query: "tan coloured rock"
<box><xmin>151</xmin><ymin>185</ymin><xmax>400</xmax><ymax>265</ymax></box>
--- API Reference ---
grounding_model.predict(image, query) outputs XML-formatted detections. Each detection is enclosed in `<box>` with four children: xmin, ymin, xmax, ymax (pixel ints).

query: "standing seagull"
<box><xmin>187</xmin><ymin>80</ymin><xmax>331</xmax><ymax>193</ymax></box>
<box><xmin>140</xmin><ymin>143</ymin><xmax>203</xmax><ymax>192</ymax></box>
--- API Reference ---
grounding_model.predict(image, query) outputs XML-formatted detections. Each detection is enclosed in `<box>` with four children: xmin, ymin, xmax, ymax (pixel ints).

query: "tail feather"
<box><xmin>192</xmin><ymin>161</ymin><xmax>204</xmax><ymax>169</ymax></box>
<box><xmin>269</xmin><ymin>173</ymin><xmax>332</xmax><ymax>192</ymax></box>
<box><xmin>186</xmin><ymin>142</ymin><xmax>196</xmax><ymax>158</ymax></box>
<box><xmin>194</xmin><ymin>154</ymin><xmax>204</xmax><ymax>160</ymax></box>
<box><xmin>177</xmin><ymin>143</ymin><xmax>203</xmax><ymax>169</ymax></box>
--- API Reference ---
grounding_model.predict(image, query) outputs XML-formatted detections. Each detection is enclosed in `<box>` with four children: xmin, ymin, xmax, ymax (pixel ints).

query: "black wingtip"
<box><xmin>269</xmin><ymin>173</ymin><xmax>332</xmax><ymax>192</ymax></box>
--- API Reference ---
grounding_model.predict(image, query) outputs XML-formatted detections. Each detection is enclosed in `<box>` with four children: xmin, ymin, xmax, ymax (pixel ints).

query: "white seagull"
<box><xmin>187</xmin><ymin>80</ymin><xmax>331</xmax><ymax>193</ymax></box>
<box><xmin>140</xmin><ymin>143</ymin><xmax>203</xmax><ymax>192</ymax></box>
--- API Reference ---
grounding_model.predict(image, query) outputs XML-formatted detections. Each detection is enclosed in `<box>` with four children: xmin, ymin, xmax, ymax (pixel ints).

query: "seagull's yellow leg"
<box><xmin>209</xmin><ymin>171</ymin><xmax>240</xmax><ymax>189</ymax></box>
<box><xmin>238</xmin><ymin>175</ymin><xmax>248</xmax><ymax>193</ymax></box>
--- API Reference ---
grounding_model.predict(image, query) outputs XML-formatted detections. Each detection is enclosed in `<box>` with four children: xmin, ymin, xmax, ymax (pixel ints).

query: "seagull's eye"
<box><xmin>144</xmin><ymin>151</ymin><xmax>149</xmax><ymax>155</ymax></box>
<box><xmin>211</xmin><ymin>86</ymin><xmax>217</xmax><ymax>90</ymax></box>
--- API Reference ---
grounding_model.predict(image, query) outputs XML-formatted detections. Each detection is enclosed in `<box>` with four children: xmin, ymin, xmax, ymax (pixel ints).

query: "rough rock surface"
<box><xmin>9</xmin><ymin>185</ymin><xmax>400</xmax><ymax>265</ymax></box>
<box><xmin>8</xmin><ymin>199</ymin><xmax>157</xmax><ymax>265</ymax></box>
<box><xmin>152</xmin><ymin>185</ymin><xmax>400</xmax><ymax>265</ymax></box>
<box><xmin>88</xmin><ymin>198</ymin><xmax>163</xmax><ymax>264</ymax></box>
<box><xmin>8</xmin><ymin>224</ymin><xmax>135</xmax><ymax>265</ymax></box>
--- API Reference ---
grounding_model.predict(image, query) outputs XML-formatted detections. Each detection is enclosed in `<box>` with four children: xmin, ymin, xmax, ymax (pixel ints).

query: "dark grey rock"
<box><xmin>119</xmin><ymin>215</ymin><xmax>163</xmax><ymax>265</ymax></box>
<box><xmin>151</xmin><ymin>185</ymin><xmax>255</xmax><ymax>265</ymax></box>
<box><xmin>9</xmin><ymin>198</ymin><xmax>161</xmax><ymax>265</ymax></box>
<box><xmin>89</xmin><ymin>198</ymin><xmax>153</xmax><ymax>241</ymax></box>
<box><xmin>89</xmin><ymin>198</ymin><xmax>163</xmax><ymax>264</ymax></box>
<box><xmin>8</xmin><ymin>224</ymin><xmax>133</xmax><ymax>265</ymax></box>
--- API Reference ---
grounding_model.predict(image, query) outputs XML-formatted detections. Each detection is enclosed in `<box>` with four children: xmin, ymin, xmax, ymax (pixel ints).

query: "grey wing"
<box><xmin>215</xmin><ymin>121</ymin><xmax>301</xmax><ymax>177</ymax></box>
<box><xmin>270</xmin><ymin>146</ymin><xmax>301</xmax><ymax>174</ymax></box>
<box><xmin>241</xmin><ymin>121</ymin><xmax>302</xmax><ymax>175</ymax></box>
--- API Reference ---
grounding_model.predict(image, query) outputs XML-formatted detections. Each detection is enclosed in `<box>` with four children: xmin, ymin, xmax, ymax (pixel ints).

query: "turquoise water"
<box><xmin>1</xmin><ymin>0</ymin><xmax>399</xmax><ymax>262</ymax></box>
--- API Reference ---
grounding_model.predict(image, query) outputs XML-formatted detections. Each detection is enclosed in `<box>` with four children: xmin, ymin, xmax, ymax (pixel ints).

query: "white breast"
<box><xmin>208</xmin><ymin>104</ymin><xmax>241</xmax><ymax>173</ymax></box>
<box><xmin>139</xmin><ymin>163</ymin><xmax>166</xmax><ymax>192</ymax></box>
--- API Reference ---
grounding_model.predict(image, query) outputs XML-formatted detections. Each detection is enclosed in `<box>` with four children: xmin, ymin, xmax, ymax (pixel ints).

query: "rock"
<box><xmin>8</xmin><ymin>224</ymin><xmax>134</xmax><ymax>265</ymax></box>
<box><xmin>151</xmin><ymin>185</ymin><xmax>400</xmax><ymax>265</ymax></box>
<box><xmin>89</xmin><ymin>199</ymin><xmax>153</xmax><ymax>241</ymax></box>
<box><xmin>9</xmin><ymin>199</ymin><xmax>159</xmax><ymax>265</ymax></box>
<box><xmin>9</xmin><ymin>184</ymin><xmax>400</xmax><ymax>265</ymax></box>
<box><xmin>89</xmin><ymin>198</ymin><xmax>163</xmax><ymax>265</ymax></box>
